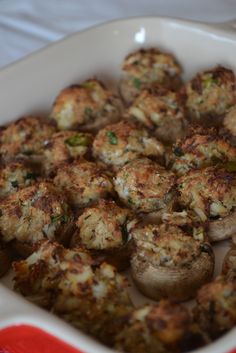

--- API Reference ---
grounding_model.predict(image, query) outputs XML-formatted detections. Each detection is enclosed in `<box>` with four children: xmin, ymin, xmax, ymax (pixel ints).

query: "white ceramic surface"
<box><xmin>0</xmin><ymin>16</ymin><xmax>236</xmax><ymax>353</ymax></box>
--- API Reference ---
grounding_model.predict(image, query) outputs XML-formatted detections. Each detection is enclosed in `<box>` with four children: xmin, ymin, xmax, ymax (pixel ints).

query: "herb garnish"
<box><xmin>121</xmin><ymin>223</ymin><xmax>129</xmax><ymax>244</ymax></box>
<box><xmin>106</xmin><ymin>131</ymin><xmax>118</xmax><ymax>145</ymax></box>
<box><xmin>65</xmin><ymin>133</ymin><xmax>90</xmax><ymax>147</ymax></box>
<box><xmin>51</xmin><ymin>214</ymin><xmax>69</xmax><ymax>224</ymax></box>
<box><xmin>11</xmin><ymin>180</ymin><xmax>18</xmax><ymax>188</ymax></box>
<box><xmin>84</xmin><ymin>107</ymin><xmax>93</xmax><ymax>116</ymax></box>
<box><xmin>25</xmin><ymin>172</ymin><xmax>37</xmax><ymax>180</ymax></box>
<box><xmin>132</xmin><ymin>77</ymin><xmax>141</xmax><ymax>89</ymax></box>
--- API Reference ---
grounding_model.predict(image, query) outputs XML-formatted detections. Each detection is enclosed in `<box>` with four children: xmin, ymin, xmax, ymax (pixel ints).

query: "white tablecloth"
<box><xmin>1</xmin><ymin>0</ymin><xmax>236</xmax><ymax>69</ymax></box>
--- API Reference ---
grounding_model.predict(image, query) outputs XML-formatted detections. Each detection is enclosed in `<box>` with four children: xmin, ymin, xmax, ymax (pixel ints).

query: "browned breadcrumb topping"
<box><xmin>194</xmin><ymin>275</ymin><xmax>236</xmax><ymax>338</ymax></box>
<box><xmin>0</xmin><ymin>115</ymin><xmax>56</xmax><ymax>160</ymax></box>
<box><xmin>177</xmin><ymin>166</ymin><xmax>236</xmax><ymax>221</ymax></box>
<box><xmin>93</xmin><ymin>120</ymin><xmax>164</xmax><ymax>168</ymax></box>
<box><xmin>13</xmin><ymin>240</ymin><xmax>132</xmax><ymax>345</ymax></box>
<box><xmin>114</xmin><ymin>158</ymin><xmax>176</xmax><ymax>213</ymax></box>
<box><xmin>115</xmin><ymin>301</ymin><xmax>193</xmax><ymax>353</ymax></box>
<box><xmin>51</xmin><ymin>79</ymin><xmax>121</xmax><ymax>131</ymax></box>
<box><xmin>184</xmin><ymin>66</ymin><xmax>236</xmax><ymax>124</ymax></box>
<box><xmin>171</xmin><ymin>127</ymin><xmax>236</xmax><ymax>175</ymax></box>
<box><xmin>0</xmin><ymin>181</ymin><xmax>72</xmax><ymax>245</ymax></box>
<box><xmin>54</xmin><ymin>159</ymin><xmax>113</xmax><ymax>208</ymax></box>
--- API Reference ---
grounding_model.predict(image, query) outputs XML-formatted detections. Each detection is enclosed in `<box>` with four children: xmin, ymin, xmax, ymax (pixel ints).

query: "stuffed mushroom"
<box><xmin>50</xmin><ymin>79</ymin><xmax>122</xmax><ymax>131</ymax></box>
<box><xmin>194</xmin><ymin>275</ymin><xmax>236</xmax><ymax>339</ymax></box>
<box><xmin>0</xmin><ymin>181</ymin><xmax>73</xmax><ymax>256</ymax></box>
<box><xmin>114</xmin><ymin>301</ymin><xmax>202</xmax><ymax>353</ymax></box>
<box><xmin>177</xmin><ymin>166</ymin><xmax>236</xmax><ymax>241</ymax></box>
<box><xmin>171</xmin><ymin>127</ymin><xmax>236</xmax><ymax>176</ymax></box>
<box><xmin>0</xmin><ymin>161</ymin><xmax>38</xmax><ymax>198</ymax></box>
<box><xmin>93</xmin><ymin>120</ymin><xmax>164</xmax><ymax>169</ymax></box>
<box><xmin>42</xmin><ymin>130</ymin><xmax>93</xmax><ymax>176</ymax></box>
<box><xmin>13</xmin><ymin>240</ymin><xmax>92</xmax><ymax>306</ymax></box>
<box><xmin>129</xmin><ymin>221</ymin><xmax>214</xmax><ymax>301</ymax></box>
<box><xmin>14</xmin><ymin>240</ymin><xmax>133</xmax><ymax>346</ymax></box>
<box><xmin>54</xmin><ymin>260</ymin><xmax>132</xmax><ymax>345</ymax></box>
<box><xmin>184</xmin><ymin>66</ymin><xmax>236</xmax><ymax>126</ymax></box>
<box><xmin>119</xmin><ymin>48</ymin><xmax>182</xmax><ymax>105</ymax></box>
<box><xmin>114</xmin><ymin>158</ymin><xmax>176</xmax><ymax>213</ymax></box>
<box><xmin>126</xmin><ymin>86</ymin><xmax>187</xmax><ymax>144</ymax></box>
<box><xmin>0</xmin><ymin>115</ymin><xmax>56</xmax><ymax>162</ymax></box>
<box><xmin>71</xmin><ymin>199</ymin><xmax>133</xmax><ymax>270</ymax></box>
<box><xmin>54</xmin><ymin>159</ymin><xmax>114</xmax><ymax>209</ymax></box>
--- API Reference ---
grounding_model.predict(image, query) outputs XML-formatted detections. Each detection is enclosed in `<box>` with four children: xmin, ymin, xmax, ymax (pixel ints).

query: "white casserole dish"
<box><xmin>0</xmin><ymin>16</ymin><xmax>236</xmax><ymax>353</ymax></box>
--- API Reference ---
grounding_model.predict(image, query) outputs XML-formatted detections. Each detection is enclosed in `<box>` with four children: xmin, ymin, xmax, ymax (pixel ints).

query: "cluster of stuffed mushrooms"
<box><xmin>0</xmin><ymin>47</ymin><xmax>236</xmax><ymax>353</ymax></box>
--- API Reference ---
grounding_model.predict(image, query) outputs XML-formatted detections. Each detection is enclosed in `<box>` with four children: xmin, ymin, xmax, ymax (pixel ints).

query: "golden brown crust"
<box><xmin>114</xmin><ymin>158</ymin><xmax>176</xmax><ymax>213</ymax></box>
<box><xmin>194</xmin><ymin>275</ymin><xmax>236</xmax><ymax>338</ymax></box>
<box><xmin>50</xmin><ymin>79</ymin><xmax>122</xmax><ymax>131</ymax></box>
<box><xmin>75</xmin><ymin>199</ymin><xmax>131</xmax><ymax>250</ymax></box>
<box><xmin>93</xmin><ymin>120</ymin><xmax>164</xmax><ymax>169</ymax></box>
<box><xmin>126</xmin><ymin>87</ymin><xmax>187</xmax><ymax>144</ymax></box>
<box><xmin>0</xmin><ymin>161</ymin><xmax>38</xmax><ymax>198</ymax></box>
<box><xmin>114</xmin><ymin>301</ymin><xmax>194</xmax><ymax>353</ymax></box>
<box><xmin>223</xmin><ymin>105</ymin><xmax>236</xmax><ymax>136</ymax></box>
<box><xmin>14</xmin><ymin>240</ymin><xmax>133</xmax><ymax>345</ymax></box>
<box><xmin>171</xmin><ymin>127</ymin><xmax>236</xmax><ymax>175</ymax></box>
<box><xmin>72</xmin><ymin>199</ymin><xmax>133</xmax><ymax>271</ymax></box>
<box><xmin>130</xmin><ymin>222</ymin><xmax>202</xmax><ymax>268</ymax></box>
<box><xmin>177</xmin><ymin>166</ymin><xmax>236</xmax><ymax>221</ymax></box>
<box><xmin>53</xmin><ymin>159</ymin><xmax>114</xmax><ymax>209</ymax></box>
<box><xmin>54</xmin><ymin>263</ymin><xmax>132</xmax><ymax>345</ymax></box>
<box><xmin>184</xmin><ymin>66</ymin><xmax>236</xmax><ymax>125</ymax></box>
<box><xmin>0</xmin><ymin>181</ymin><xmax>73</xmax><ymax>251</ymax></box>
<box><xmin>13</xmin><ymin>240</ymin><xmax>92</xmax><ymax>304</ymax></box>
<box><xmin>0</xmin><ymin>115</ymin><xmax>56</xmax><ymax>161</ymax></box>
<box><xmin>120</xmin><ymin>48</ymin><xmax>182</xmax><ymax>104</ymax></box>
<box><xmin>42</xmin><ymin>130</ymin><xmax>93</xmax><ymax>176</ymax></box>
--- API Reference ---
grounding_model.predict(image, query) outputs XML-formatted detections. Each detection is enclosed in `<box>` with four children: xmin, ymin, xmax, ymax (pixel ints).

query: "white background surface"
<box><xmin>1</xmin><ymin>0</ymin><xmax>236</xmax><ymax>69</ymax></box>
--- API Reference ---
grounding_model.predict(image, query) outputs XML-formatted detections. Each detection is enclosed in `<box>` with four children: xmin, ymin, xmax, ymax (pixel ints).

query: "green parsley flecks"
<box><xmin>132</xmin><ymin>77</ymin><xmax>141</xmax><ymax>90</ymax></box>
<box><xmin>25</xmin><ymin>172</ymin><xmax>37</xmax><ymax>180</ymax></box>
<box><xmin>121</xmin><ymin>223</ymin><xmax>130</xmax><ymax>244</ymax></box>
<box><xmin>11</xmin><ymin>180</ymin><xmax>19</xmax><ymax>188</ymax></box>
<box><xmin>51</xmin><ymin>214</ymin><xmax>69</xmax><ymax>224</ymax></box>
<box><xmin>65</xmin><ymin>134</ymin><xmax>90</xmax><ymax>147</ymax></box>
<box><xmin>84</xmin><ymin>107</ymin><xmax>93</xmax><ymax>116</ymax></box>
<box><xmin>106</xmin><ymin>131</ymin><xmax>118</xmax><ymax>145</ymax></box>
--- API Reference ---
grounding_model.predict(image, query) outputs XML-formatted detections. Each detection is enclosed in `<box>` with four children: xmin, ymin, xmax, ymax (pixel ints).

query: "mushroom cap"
<box><xmin>131</xmin><ymin>249</ymin><xmax>214</xmax><ymax>301</ymax></box>
<box><xmin>208</xmin><ymin>209</ymin><xmax>236</xmax><ymax>242</ymax></box>
<box><xmin>130</xmin><ymin>223</ymin><xmax>214</xmax><ymax>301</ymax></box>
